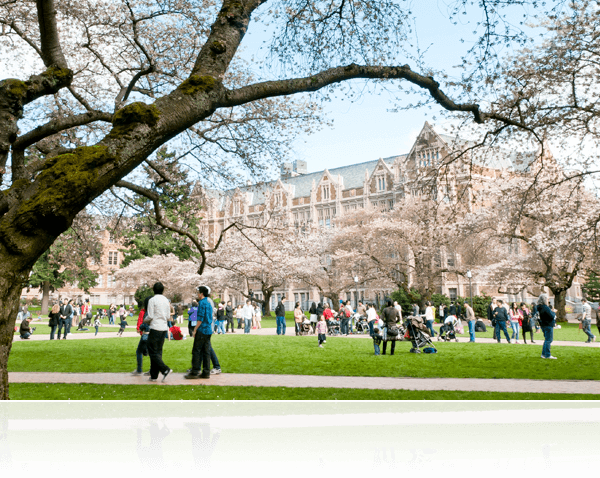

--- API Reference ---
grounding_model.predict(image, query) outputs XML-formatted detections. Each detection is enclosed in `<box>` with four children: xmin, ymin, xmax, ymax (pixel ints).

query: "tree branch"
<box><xmin>35</xmin><ymin>0</ymin><xmax>68</xmax><ymax>68</ymax></box>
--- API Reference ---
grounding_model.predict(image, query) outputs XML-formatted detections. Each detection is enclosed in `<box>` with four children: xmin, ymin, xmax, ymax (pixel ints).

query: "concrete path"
<box><xmin>8</xmin><ymin>371</ymin><xmax>600</xmax><ymax>394</ymax></box>
<box><xmin>8</xmin><ymin>408</ymin><xmax>600</xmax><ymax>430</ymax></box>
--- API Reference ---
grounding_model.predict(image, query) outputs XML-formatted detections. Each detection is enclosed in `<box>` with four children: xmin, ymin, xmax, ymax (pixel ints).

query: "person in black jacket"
<box><xmin>275</xmin><ymin>295</ymin><xmax>286</xmax><ymax>335</ymax></box>
<box><xmin>58</xmin><ymin>298</ymin><xmax>74</xmax><ymax>340</ymax></box>
<box><xmin>487</xmin><ymin>298</ymin><xmax>498</xmax><ymax>340</ymax></box>
<box><xmin>225</xmin><ymin>301</ymin><xmax>235</xmax><ymax>333</ymax></box>
<box><xmin>536</xmin><ymin>293</ymin><xmax>557</xmax><ymax>359</ymax></box>
<box><xmin>493</xmin><ymin>299</ymin><xmax>511</xmax><ymax>343</ymax></box>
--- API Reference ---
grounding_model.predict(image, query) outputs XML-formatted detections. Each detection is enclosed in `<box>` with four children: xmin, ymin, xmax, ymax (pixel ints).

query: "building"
<box><xmin>196</xmin><ymin>122</ymin><xmax>585</xmax><ymax>311</ymax></box>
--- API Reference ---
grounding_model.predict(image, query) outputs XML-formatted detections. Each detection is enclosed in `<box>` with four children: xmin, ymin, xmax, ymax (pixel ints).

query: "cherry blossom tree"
<box><xmin>464</xmin><ymin>165</ymin><xmax>600</xmax><ymax>321</ymax></box>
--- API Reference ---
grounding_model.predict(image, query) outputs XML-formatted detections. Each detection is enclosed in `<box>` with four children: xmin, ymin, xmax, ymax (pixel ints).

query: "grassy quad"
<box><xmin>8</xmin><ymin>334</ymin><xmax>600</xmax><ymax>381</ymax></box>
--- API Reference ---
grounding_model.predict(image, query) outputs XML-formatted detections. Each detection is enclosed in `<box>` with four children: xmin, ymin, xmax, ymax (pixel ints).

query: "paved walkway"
<box><xmin>8</xmin><ymin>408</ymin><xmax>600</xmax><ymax>430</ymax></box>
<box><xmin>8</xmin><ymin>371</ymin><xmax>600</xmax><ymax>394</ymax></box>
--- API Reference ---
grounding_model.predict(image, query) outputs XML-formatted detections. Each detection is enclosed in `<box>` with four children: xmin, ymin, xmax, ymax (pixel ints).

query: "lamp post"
<box><xmin>466</xmin><ymin>270</ymin><xmax>473</xmax><ymax>308</ymax></box>
<box><xmin>354</xmin><ymin>276</ymin><xmax>359</xmax><ymax>310</ymax></box>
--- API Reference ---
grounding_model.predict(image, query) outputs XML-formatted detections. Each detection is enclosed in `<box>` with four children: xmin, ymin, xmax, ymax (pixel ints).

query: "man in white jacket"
<box><xmin>144</xmin><ymin>282</ymin><xmax>172</xmax><ymax>382</ymax></box>
<box><xmin>242</xmin><ymin>300</ymin><xmax>254</xmax><ymax>334</ymax></box>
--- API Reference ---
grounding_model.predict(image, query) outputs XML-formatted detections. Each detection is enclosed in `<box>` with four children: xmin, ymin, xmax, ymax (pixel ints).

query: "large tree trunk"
<box><xmin>330</xmin><ymin>292</ymin><xmax>340</xmax><ymax>311</ymax></box>
<box><xmin>551</xmin><ymin>288</ymin><xmax>568</xmax><ymax>323</ymax></box>
<box><xmin>261</xmin><ymin>288</ymin><xmax>273</xmax><ymax>317</ymax></box>
<box><xmin>41</xmin><ymin>280</ymin><xmax>50</xmax><ymax>315</ymax></box>
<box><xmin>0</xmin><ymin>267</ymin><xmax>31</xmax><ymax>400</ymax></box>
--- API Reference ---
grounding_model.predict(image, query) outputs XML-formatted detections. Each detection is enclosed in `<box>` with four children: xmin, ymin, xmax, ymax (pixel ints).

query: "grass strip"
<box><xmin>8</xmin><ymin>335</ymin><xmax>600</xmax><ymax>381</ymax></box>
<box><xmin>0</xmin><ymin>383</ymin><xmax>600</xmax><ymax>420</ymax></box>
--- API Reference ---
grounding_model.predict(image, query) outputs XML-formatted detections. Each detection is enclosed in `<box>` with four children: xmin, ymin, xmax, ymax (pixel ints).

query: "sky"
<box><xmin>236</xmin><ymin>0</ymin><xmax>552</xmax><ymax>174</ymax></box>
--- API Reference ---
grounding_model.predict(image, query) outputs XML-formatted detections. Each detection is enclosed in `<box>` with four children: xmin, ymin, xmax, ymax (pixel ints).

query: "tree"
<box><xmin>28</xmin><ymin>213</ymin><xmax>101</xmax><ymax>314</ymax></box>
<box><xmin>0</xmin><ymin>0</ymin><xmax>569</xmax><ymax>398</ymax></box>
<box><xmin>582</xmin><ymin>271</ymin><xmax>600</xmax><ymax>304</ymax></box>
<box><xmin>207</xmin><ymin>228</ymin><xmax>303</xmax><ymax>316</ymax></box>
<box><xmin>465</xmin><ymin>166</ymin><xmax>600</xmax><ymax>321</ymax></box>
<box><xmin>114</xmin><ymin>253</ymin><xmax>201</xmax><ymax>302</ymax></box>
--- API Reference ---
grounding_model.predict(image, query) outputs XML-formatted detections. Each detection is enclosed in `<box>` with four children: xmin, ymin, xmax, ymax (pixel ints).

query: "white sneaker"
<box><xmin>210</xmin><ymin>368</ymin><xmax>221</xmax><ymax>375</ymax></box>
<box><xmin>548</xmin><ymin>356</ymin><xmax>557</xmax><ymax>359</ymax></box>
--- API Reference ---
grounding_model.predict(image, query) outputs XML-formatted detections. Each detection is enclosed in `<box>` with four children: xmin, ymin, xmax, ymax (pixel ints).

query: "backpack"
<box><xmin>345</xmin><ymin>309</ymin><xmax>351</xmax><ymax>318</ymax></box>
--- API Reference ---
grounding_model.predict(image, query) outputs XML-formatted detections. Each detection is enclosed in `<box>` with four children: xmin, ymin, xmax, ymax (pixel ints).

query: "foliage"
<box><xmin>582</xmin><ymin>271</ymin><xmax>600</xmax><ymax>303</ymax></box>
<box><xmin>390</xmin><ymin>287</ymin><xmax>422</xmax><ymax>313</ymax></box>
<box><xmin>134</xmin><ymin>284</ymin><xmax>154</xmax><ymax>307</ymax></box>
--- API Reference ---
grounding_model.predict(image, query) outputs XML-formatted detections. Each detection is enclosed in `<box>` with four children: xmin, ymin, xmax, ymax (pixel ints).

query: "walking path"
<box><xmin>8</xmin><ymin>408</ymin><xmax>600</xmax><ymax>430</ymax></box>
<box><xmin>8</xmin><ymin>371</ymin><xmax>600</xmax><ymax>394</ymax></box>
<box><xmin>14</xmin><ymin>325</ymin><xmax>600</xmax><ymax>348</ymax></box>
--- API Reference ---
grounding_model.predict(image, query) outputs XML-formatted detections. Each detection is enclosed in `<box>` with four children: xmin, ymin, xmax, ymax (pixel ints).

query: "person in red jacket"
<box><xmin>322</xmin><ymin>304</ymin><xmax>334</xmax><ymax>321</ymax></box>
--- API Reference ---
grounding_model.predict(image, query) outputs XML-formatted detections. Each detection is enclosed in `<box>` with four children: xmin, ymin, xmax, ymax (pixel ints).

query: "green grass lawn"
<box><xmin>8</xmin><ymin>334</ymin><xmax>600</xmax><ymax>381</ymax></box>
<box><xmin>0</xmin><ymin>382</ymin><xmax>600</xmax><ymax>420</ymax></box>
<box><xmin>9</xmin><ymin>423</ymin><xmax>600</xmax><ymax>469</ymax></box>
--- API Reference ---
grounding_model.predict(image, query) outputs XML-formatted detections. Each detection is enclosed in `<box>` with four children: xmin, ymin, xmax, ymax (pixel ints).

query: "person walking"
<box><xmin>581</xmin><ymin>298</ymin><xmax>596</xmax><ymax>343</ymax></box>
<box><xmin>424</xmin><ymin>301</ymin><xmax>436</xmax><ymax>337</ymax></box>
<box><xmin>294</xmin><ymin>302</ymin><xmax>304</xmax><ymax>335</ymax></box>
<box><xmin>520</xmin><ymin>302</ymin><xmax>535</xmax><ymax>344</ymax></box>
<box><xmin>487</xmin><ymin>298</ymin><xmax>498</xmax><ymax>340</ymax></box>
<box><xmin>242</xmin><ymin>299</ymin><xmax>254</xmax><ymax>334</ymax></box>
<box><xmin>381</xmin><ymin>300</ymin><xmax>401</xmax><ymax>355</ymax></box>
<box><xmin>109</xmin><ymin>303</ymin><xmax>116</xmax><ymax>325</ymax></box>
<box><xmin>144</xmin><ymin>282</ymin><xmax>172</xmax><ymax>382</ymax></box>
<box><xmin>315</xmin><ymin>315</ymin><xmax>327</xmax><ymax>347</ymax></box>
<box><xmin>94</xmin><ymin>314</ymin><xmax>101</xmax><ymax>336</ymax></box>
<box><xmin>225</xmin><ymin>301</ymin><xmax>235</xmax><ymax>333</ymax></box>
<box><xmin>132</xmin><ymin>297</ymin><xmax>151</xmax><ymax>376</ymax></box>
<box><xmin>275</xmin><ymin>295</ymin><xmax>287</xmax><ymax>335</ymax></box>
<box><xmin>236</xmin><ymin>304</ymin><xmax>244</xmax><ymax>329</ymax></box>
<box><xmin>309</xmin><ymin>302</ymin><xmax>318</xmax><ymax>334</ymax></box>
<box><xmin>493</xmin><ymin>299</ymin><xmax>511</xmax><ymax>343</ymax></box>
<box><xmin>536</xmin><ymin>293</ymin><xmax>557</xmax><ymax>359</ymax></box>
<box><xmin>509</xmin><ymin>302</ymin><xmax>522</xmax><ymax>344</ymax></box>
<box><xmin>216</xmin><ymin>303</ymin><xmax>226</xmax><ymax>334</ymax></box>
<box><xmin>465</xmin><ymin>301</ymin><xmax>476</xmax><ymax>342</ymax></box>
<box><xmin>184</xmin><ymin>286</ymin><xmax>214</xmax><ymax>379</ymax></box>
<box><xmin>366</xmin><ymin>303</ymin><xmax>377</xmax><ymax>337</ymax></box>
<box><xmin>48</xmin><ymin>303</ymin><xmax>60</xmax><ymax>340</ymax></box>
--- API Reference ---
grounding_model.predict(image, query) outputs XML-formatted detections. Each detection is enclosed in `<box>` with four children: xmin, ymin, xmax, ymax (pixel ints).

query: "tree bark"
<box><xmin>261</xmin><ymin>288</ymin><xmax>273</xmax><ymax>317</ymax></box>
<box><xmin>0</xmin><ymin>267</ymin><xmax>30</xmax><ymax>400</ymax></box>
<box><xmin>551</xmin><ymin>288</ymin><xmax>568</xmax><ymax>323</ymax></box>
<box><xmin>41</xmin><ymin>280</ymin><xmax>50</xmax><ymax>315</ymax></box>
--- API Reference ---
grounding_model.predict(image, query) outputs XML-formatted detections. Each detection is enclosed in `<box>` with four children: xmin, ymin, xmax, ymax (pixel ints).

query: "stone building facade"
<box><xmin>197</xmin><ymin>122</ymin><xmax>585</xmax><ymax>311</ymax></box>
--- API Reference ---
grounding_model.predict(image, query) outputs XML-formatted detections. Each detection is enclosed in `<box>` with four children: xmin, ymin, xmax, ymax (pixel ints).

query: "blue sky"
<box><xmin>238</xmin><ymin>0</ymin><xmax>551</xmax><ymax>174</ymax></box>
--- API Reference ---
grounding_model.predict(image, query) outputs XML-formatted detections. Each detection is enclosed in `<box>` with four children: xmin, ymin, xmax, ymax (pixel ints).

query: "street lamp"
<box><xmin>466</xmin><ymin>270</ymin><xmax>473</xmax><ymax>308</ymax></box>
<box><xmin>354</xmin><ymin>276</ymin><xmax>359</xmax><ymax>310</ymax></box>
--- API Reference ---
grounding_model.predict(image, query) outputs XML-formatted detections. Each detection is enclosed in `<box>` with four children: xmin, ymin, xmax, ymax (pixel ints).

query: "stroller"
<box><xmin>327</xmin><ymin>318</ymin><xmax>341</xmax><ymax>336</ymax></box>
<box><xmin>353</xmin><ymin>314</ymin><xmax>370</xmax><ymax>334</ymax></box>
<box><xmin>300</xmin><ymin>318</ymin><xmax>312</xmax><ymax>336</ymax></box>
<box><xmin>404</xmin><ymin>315</ymin><xmax>436</xmax><ymax>353</ymax></box>
<box><xmin>438</xmin><ymin>316</ymin><xmax>459</xmax><ymax>342</ymax></box>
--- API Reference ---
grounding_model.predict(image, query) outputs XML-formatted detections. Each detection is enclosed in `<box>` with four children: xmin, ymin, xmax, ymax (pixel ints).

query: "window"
<box><xmin>447</xmin><ymin>252</ymin><xmax>455</xmax><ymax>268</ymax></box>
<box><xmin>388</xmin><ymin>199</ymin><xmax>394</xmax><ymax>210</ymax></box>
<box><xmin>377</xmin><ymin>177</ymin><xmax>386</xmax><ymax>191</ymax></box>
<box><xmin>325</xmin><ymin>208</ymin><xmax>331</xmax><ymax>228</ymax></box>
<box><xmin>109</xmin><ymin>276</ymin><xmax>116</xmax><ymax>288</ymax></box>
<box><xmin>322</xmin><ymin>185</ymin><xmax>330</xmax><ymax>200</ymax></box>
<box><xmin>108</xmin><ymin>235</ymin><xmax>114</xmax><ymax>243</ymax></box>
<box><xmin>508</xmin><ymin>238</ymin><xmax>521</xmax><ymax>255</ymax></box>
<box><xmin>274</xmin><ymin>192</ymin><xmax>282</xmax><ymax>207</ymax></box>
<box><xmin>108</xmin><ymin>251</ymin><xmax>119</xmax><ymax>266</ymax></box>
<box><xmin>233</xmin><ymin>200</ymin><xmax>240</xmax><ymax>215</ymax></box>
<box><xmin>448</xmin><ymin>288</ymin><xmax>457</xmax><ymax>301</ymax></box>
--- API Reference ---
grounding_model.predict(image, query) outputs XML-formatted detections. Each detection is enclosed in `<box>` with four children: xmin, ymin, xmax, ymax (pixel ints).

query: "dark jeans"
<box><xmin>276</xmin><ymin>316</ymin><xmax>286</xmax><ymax>335</ymax></box>
<box><xmin>188</xmin><ymin>322</ymin><xmax>195</xmax><ymax>337</ymax></box>
<box><xmin>341</xmin><ymin>317</ymin><xmax>349</xmax><ymax>335</ymax></box>
<box><xmin>57</xmin><ymin>318</ymin><xmax>69</xmax><ymax>339</ymax></box>
<box><xmin>494</xmin><ymin>321</ymin><xmax>511</xmax><ymax>343</ymax></box>
<box><xmin>50</xmin><ymin>325</ymin><xmax>57</xmax><ymax>340</ymax></box>
<box><xmin>210</xmin><ymin>345</ymin><xmax>220</xmax><ymax>369</ymax></box>
<box><xmin>523</xmin><ymin>330</ymin><xmax>534</xmax><ymax>343</ymax></box>
<box><xmin>318</xmin><ymin>333</ymin><xmax>326</xmax><ymax>345</ymax></box>
<box><xmin>135</xmin><ymin>335</ymin><xmax>149</xmax><ymax>373</ymax></box>
<box><xmin>237</xmin><ymin>318</ymin><xmax>243</xmax><ymax>329</ymax></box>
<box><xmin>368</xmin><ymin>321</ymin><xmax>374</xmax><ymax>337</ymax></box>
<box><xmin>382</xmin><ymin>341</ymin><xmax>396</xmax><ymax>355</ymax></box>
<box><xmin>226</xmin><ymin>317</ymin><xmax>235</xmax><ymax>332</ymax></box>
<box><xmin>541</xmin><ymin>324</ymin><xmax>554</xmax><ymax>358</ymax></box>
<box><xmin>20</xmin><ymin>332</ymin><xmax>31</xmax><ymax>339</ymax></box>
<box><xmin>244</xmin><ymin>318</ymin><xmax>252</xmax><ymax>334</ymax></box>
<box><xmin>147</xmin><ymin>329</ymin><xmax>170</xmax><ymax>379</ymax></box>
<box><xmin>191</xmin><ymin>332</ymin><xmax>212</xmax><ymax>374</ymax></box>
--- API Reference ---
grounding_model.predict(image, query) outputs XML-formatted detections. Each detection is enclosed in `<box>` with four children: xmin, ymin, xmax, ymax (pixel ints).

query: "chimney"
<box><xmin>293</xmin><ymin>160</ymin><xmax>307</xmax><ymax>175</ymax></box>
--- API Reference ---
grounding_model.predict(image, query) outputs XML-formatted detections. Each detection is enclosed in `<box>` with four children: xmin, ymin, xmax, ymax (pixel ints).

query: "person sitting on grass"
<box><xmin>19</xmin><ymin>317</ymin><xmax>34</xmax><ymax>339</ymax></box>
<box><xmin>372</xmin><ymin>326</ymin><xmax>383</xmax><ymax>355</ymax></box>
<box><xmin>169</xmin><ymin>324</ymin><xmax>184</xmax><ymax>340</ymax></box>
<box><xmin>117</xmin><ymin>316</ymin><xmax>128</xmax><ymax>337</ymax></box>
<box><xmin>315</xmin><ymin>315</ymin><xmax>327</xmax><ymax>348</ymax></box>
